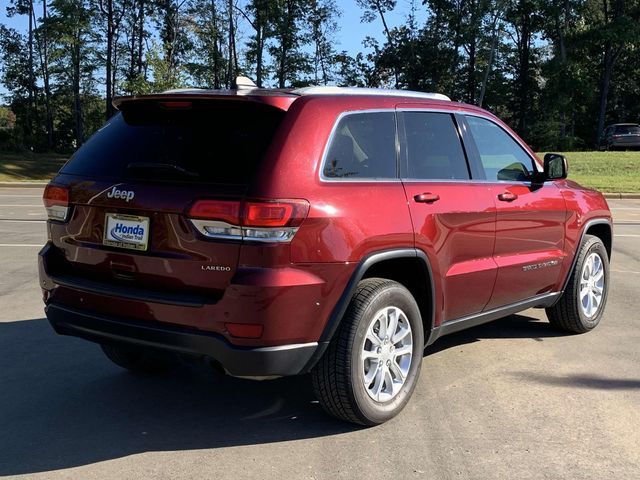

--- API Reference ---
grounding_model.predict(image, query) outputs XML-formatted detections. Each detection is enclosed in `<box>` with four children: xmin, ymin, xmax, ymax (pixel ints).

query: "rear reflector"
<box><xmin>225</xmin><ymin>323</ymin><xmax>264</xmax><ymax>339</ymax></box>
<box><xmin>43</xmin><ymin>184</ymin><xmax>70</xmax><ymax>221</ymax></box>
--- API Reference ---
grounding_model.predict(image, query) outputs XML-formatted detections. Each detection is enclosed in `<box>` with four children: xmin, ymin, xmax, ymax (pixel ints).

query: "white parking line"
<box><xmin>0</xmin><ymin>204</ymin><xmax>42</xmax><ymax>207</ymax></box>
<box><xmin>612</xmin><ymin>269</ymin><xmax>640</xmax><ymax>274</ymax></box>
<box><xmin>614</xmin><ymin>234</ymin><xmax>640</xmax><ymax>237</ymax></box>
<box><xmin>0</xmin><ymin>244</ymin><xmax>44</xmax><ymax>247</ymax></box>
<box><xmin>0</xmin><ymin>219</ymin><xmax>46</xmax><ymax>223</ymax></box>
<box><xmin>0</xmin><ymin>195</ymin><xmax>42</xmax><ymax>198</ymax></box>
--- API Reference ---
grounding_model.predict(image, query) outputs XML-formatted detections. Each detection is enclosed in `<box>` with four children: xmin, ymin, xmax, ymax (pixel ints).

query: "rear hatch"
<box><xmin>46</xmin><ymin>95</ymin><xmax>292</xmax><ymax>305</ymax></box>
<box><xmin>613</xmin><ymin>125</ymin><xmax>640</xmax><ymax>144</ymax></box>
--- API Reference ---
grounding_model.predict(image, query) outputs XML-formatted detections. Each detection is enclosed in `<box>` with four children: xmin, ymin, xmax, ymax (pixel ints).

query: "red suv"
<box><xmin>39</xmin><ymin>84</ymin><xmax>612</xmax><ymax>425</ymax></box>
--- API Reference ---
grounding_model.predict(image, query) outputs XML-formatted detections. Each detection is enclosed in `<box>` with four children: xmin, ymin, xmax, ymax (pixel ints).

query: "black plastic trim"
<box><xmin>300</xmin><ymin>248</ymin><xmax>435</xmax><ymax>373</ymax></box>
<box><xmin>49</xmin><ymin>273</ymin><xmax>213</xmax><ymax>307</ymax></box>
<box><xmin>556</xmin><ymin>218</ymin><xmax>613</xmax><ymax>299</ymax></box>
<box><xmin>45</xmin><ymin>303</ymin><xmax>317</xmax><ymax>377</ymax></box>
<box><xmin>427</xmin><ymin>292</ymin><xmax>561</xmax><ymax>344</ymax></box>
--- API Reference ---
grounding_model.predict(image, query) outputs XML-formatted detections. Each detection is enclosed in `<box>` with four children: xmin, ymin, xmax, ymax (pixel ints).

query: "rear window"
<box><xmin>614</xmin><ymin>125</ymin><xmax>640</xmax><ymax>135</ymax></box>
<box><xmin>61</xmin><ymin>100</ymin><xmax>286</xmax><ymax>183</ymax></box>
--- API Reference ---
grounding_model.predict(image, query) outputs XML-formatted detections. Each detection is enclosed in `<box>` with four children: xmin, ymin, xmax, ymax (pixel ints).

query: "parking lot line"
<box><xmin>0</xmin><ymin>195</ymin><xmax>42</xmax><ymax>198</ymax></box>
<box><xmin>0</xmin><ymin>219</ymin><xmax>46</xmax><ymax>223</ymax></box>
<box><xmin>0</xmin><ymin>244</ymin><xmax>44</xmax><ymax>247</ymax></box>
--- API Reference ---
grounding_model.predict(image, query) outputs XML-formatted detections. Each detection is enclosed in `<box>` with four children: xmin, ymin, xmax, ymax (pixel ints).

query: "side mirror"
<box><xmin>543</xmin><ymin>153</ymin><xmax>568</xmax><ymax>181</ymax></box>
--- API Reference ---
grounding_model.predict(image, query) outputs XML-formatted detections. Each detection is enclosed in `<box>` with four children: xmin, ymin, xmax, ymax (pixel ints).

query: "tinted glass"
<box><xmin>61</xmin><ymin>101</ymin><xmax>285</xmax><ymax>184</ymax></box>
<box><xmin>401</xmin><ymin>112</ymin><xmax>469</xmax><ymax>180</ymax></box>
<box><xmin>323</xmin><ymin>112</ymin><xmax>396</xmax><ymax>179</ymax></box>
<box><xmin>466</xmin><ymin>116</ymin><xmax>534</xmax><ymax>182</ymax></box>
<box><xmin>615</xmin><ymin>125</ymin><xmax>640</xmax><ymax>135</ymax></box>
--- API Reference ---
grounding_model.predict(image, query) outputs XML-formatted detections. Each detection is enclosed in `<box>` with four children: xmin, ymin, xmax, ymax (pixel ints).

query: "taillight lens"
<box><xmin>189</xmin><ymin>200</ymin><xmax>241</xmax><ymax>224</ymax></box>
<box><xmin>43</xmin><ymin>184</ymin><xmax>70</xmax><ymax>221</ymax></box>
<box><xmin>187</xmin><ymin>199</ymin><xmax>309</xmax><ymax>243</ymax></box>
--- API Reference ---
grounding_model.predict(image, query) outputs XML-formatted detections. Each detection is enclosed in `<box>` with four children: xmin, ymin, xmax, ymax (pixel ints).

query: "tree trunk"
<box><xmin>596</xmin><ymin>42</ymin><xmax>615</xmax><ymax>143</ymax></box>
<box><xmin>374</xmin><ymin>0</ymin><xmax>397</xmax><ymax>88</ymax></box>
<box><xmin>27</xmin><ymin>0</ymin><xmax>34</xmax><ymax>144</ymax></box>
<box><xmin>478</xmin><ymin>19</ymin><xmax>499</xmax><ymax>108</ymax></box>
<box><xmin>35</xmin><ymin>1</ymin><xmax>54</xmax><ymax>149</ymax></box>
<box><xmin>256</xmin><ymin>25</ymin><xmax>263</xmax><ymax>87</ymax></box>
<box><xmin>73</xmin><ymin>38</ymin><xmax>84</xmax><ymax>145</ymax></box>
<box><xmin>227</xmin><ymin>0</ymin><xmax>236</xmax><ymax>87</ymax></box>
<box><xmin>211</xmin><ymin>0</ymin><xmax>220</xmax><ymax>88</ymax></box>
<box><xmin>137</xmin><ymin>0</ymin><xmax>145</xmax><ymax>76</ymax></box>
<box><xmin>104</xmin><ymin>0</ymin><xmax>114</xmax><ymax>119</ymax></box>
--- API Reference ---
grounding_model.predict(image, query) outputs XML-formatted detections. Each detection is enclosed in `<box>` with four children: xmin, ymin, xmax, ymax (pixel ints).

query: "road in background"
<box><xmin>0</xmin><ymin>188</ymin><xmax>639</xmax><ymax>479</ymax></box>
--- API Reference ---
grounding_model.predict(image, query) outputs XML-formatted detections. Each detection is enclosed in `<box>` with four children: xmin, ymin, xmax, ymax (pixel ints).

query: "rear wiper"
<box><xmin>126</xmin><ymin>162</ymin><xmax>200</xmax><ymax>177</ymax></box>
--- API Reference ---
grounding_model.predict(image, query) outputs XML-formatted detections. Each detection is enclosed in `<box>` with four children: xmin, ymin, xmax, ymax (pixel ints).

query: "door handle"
<box><xmin>497</xmin><ymin>192</ymin><xmax>518</xmax><ymax>202</ymax></box>
<box><xmin>414</xmin><ymin>192</ymin><xmax>440</xmax><ymax>203</ymax></box>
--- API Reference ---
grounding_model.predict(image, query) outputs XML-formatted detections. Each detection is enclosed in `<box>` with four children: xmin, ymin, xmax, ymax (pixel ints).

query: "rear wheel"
<box><xmin>546</xmin><ymin>235</ymin><xmax>609</xmax><ymax>333</ymax></box>
<box><xmin>101</xmin><ymin>343</ymin><xmax>172</xmax><ymax>374</ymax></box>
<box><xmin>311</xmin><ymin>278</ymin><xmax>424</xmax><ymax>426</ymax></box>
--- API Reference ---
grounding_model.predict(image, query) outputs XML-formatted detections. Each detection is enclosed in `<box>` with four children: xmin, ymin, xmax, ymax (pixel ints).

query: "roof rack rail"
<box><xmin>292</xmin><ymin>86</ymin><xmax>451</xmax><ymax>101</ymax></box>
<box><xmin>161</xmin><ymin>87</ymin><xmax>206</xmax><ymax>94</ymax></box>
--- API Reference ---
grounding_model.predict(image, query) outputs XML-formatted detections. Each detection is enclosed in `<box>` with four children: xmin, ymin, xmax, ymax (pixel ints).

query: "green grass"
<box><xmin>0</xmin><ymin>152</ymin><xmax>68</xmax><ymax>182</ymax></box>
<box><xmin>1</xmin><ymin>150</ymin><xmax>639</xmax><ymax>193</ymax></box>
<box><xmin>538</xmin><ymin>151</ymin><xmax>640</xmax><ymax>193</ymax></box>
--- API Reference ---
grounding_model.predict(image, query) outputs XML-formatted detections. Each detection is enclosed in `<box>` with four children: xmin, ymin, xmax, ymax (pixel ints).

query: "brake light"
<box><xmin>43</xmin><ymin>184</ymin><xmax>70</xmax><ymax>221</ymax></box>
<box><xmin>187</xmin><ymin>199</ymin><xmax>309</xmax><ymax>242</ymax></box>
<box><xmin>189</xmin><ymin>200</ymin><xmax>241</xmax><ymax>224</ymax></box>
<box><xmin>158</xmin><ymin>101</ymin><xmax>192</xmax><ymax>109</ymax></box>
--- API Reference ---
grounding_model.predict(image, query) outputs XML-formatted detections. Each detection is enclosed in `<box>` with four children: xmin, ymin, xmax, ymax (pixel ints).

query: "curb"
<box><xmin>0</xmin><ymin>181</ymin><xmax>49</xmax><ymax>188</ymax></box>
<box><xmin>603</xmin><ymin>193</ymin><xmax>640</xmax><ymax>199</ymax></box>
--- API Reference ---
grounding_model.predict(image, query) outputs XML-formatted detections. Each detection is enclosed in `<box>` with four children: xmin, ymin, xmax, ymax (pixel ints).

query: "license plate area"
<box><xmin>103</xmin><ymin>213</ymin><xmax>150</xmax><ymax>251</ymax></box>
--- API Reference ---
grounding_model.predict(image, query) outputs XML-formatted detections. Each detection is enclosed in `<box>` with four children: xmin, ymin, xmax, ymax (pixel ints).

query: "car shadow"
<box><xmin>0</xmin><ymin>318</ymin><xmax>356</xmax><ymax>476</ymax></box>
<box><xmin>424</xmin><ymin>313</ymin><xmax>564</xmax><ymax>356</ymax></box>
<box><xmin>0</xmin><ymin>313</ymin><xmax>575</xmax><ymax>475</ymax></box>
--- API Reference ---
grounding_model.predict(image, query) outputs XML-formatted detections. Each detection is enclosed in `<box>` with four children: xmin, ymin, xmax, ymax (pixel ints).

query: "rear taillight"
<box><xmin>43</xmin><ymin>184</ymin><xmax>70</xmax><ymax>221</ymax></box>
<box><xmin>187</xmin><ymin>199</ymin><xmax>309</xmax><ymax>243</ymax></box>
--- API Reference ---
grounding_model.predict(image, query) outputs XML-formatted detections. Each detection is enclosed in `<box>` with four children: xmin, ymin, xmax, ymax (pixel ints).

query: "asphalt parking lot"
<box><xmin>0</xmin><ymin>186</ymin><xmax>638</xmax><ymax>479</ymax></box>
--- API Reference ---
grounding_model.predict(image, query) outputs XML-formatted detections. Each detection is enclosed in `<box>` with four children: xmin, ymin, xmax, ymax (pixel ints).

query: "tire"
<box><xmin>101</xmin><ymin>343</ymin><xmax>172</xmax><ymax>374</ymax></box>
<box><xmin>311</xmin><ymin>278</ymin><xmax>424</xmax><ymax>426</ymax></box>
<box><xmin>546</xmin><ymin>235</ymin><xmax>609</xmax><ymax>333</ymax></box>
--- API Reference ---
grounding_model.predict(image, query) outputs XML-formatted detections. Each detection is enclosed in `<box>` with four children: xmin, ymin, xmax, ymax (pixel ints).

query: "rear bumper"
<box><xmin>45</xmin><ymin>303</ymin><xmax>318</xmax><ymax>377</ymax></box>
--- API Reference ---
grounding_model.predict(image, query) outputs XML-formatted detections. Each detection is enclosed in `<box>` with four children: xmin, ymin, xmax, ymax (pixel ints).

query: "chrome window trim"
<box><xmin>318</xmin><ymin>107</ymin><xmax>543</xmax><ymax>184</ymax></box>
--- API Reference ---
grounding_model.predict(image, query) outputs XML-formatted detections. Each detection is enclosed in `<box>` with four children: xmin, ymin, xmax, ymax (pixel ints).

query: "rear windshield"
<box><xmin>614</xmin><ymin>125</ymin><xmax>640</xmax><ymax>135</ymax></box>
<box><xmin>61</xmin><ymin>100</ymin><xmax>286</xmax><ymax>183</ymax></box>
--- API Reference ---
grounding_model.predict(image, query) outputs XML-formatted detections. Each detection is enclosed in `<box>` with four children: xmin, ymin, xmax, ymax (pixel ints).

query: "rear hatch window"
<box><xmin>614</xmin><ymin>125</ymin><xmax>640</xmax><ymax>135</ymax></box>
<box><xmin>61</xmin><ymin>100</ymin><xmax>286</xmax><ymax>184</ymax></box>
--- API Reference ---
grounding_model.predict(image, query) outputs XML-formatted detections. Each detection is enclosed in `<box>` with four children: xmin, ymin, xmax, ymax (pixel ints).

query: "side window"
<box><xmin>323</xmin><ymin>112</ymin><xmax>396</xmax><ymax>179</ymax></box>
<box><xmin>400</xmin><ymin>112</ymin><xmax>469</xmax><ymax>180</ymax></box>
<box><xmin>466</xmin><ymin>116</ymin><xmax>535</xmax><ymax>182</ymax></box>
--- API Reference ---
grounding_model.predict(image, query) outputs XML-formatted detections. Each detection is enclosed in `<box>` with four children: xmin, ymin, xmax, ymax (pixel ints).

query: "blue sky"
<box><xmin>0</xmin><ymin>1</ymin><xmax>428</xmax><ymax>93</ymax></box>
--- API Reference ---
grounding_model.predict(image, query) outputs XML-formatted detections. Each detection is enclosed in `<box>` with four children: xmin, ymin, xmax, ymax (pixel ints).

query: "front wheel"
<box><xmin>546</xmin><ymin>235</ymin><xmax>609</xmax><ymax>333</ymax></box>
<box><xmin>311</xmin><ymin>278</ymin><xmax>424</xmax><ymax>426</ymax></box>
